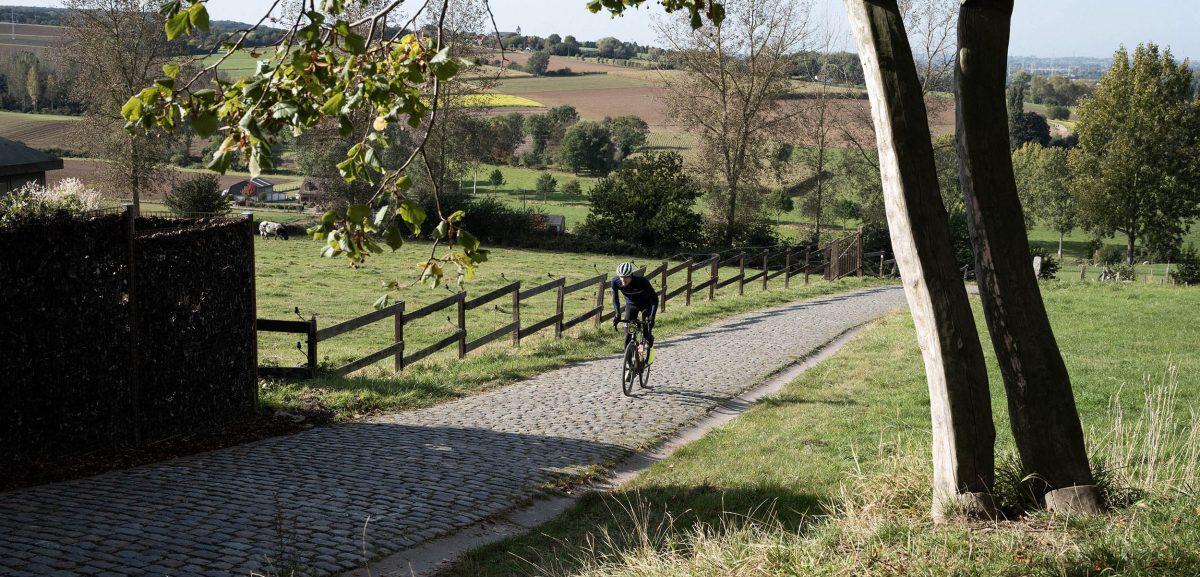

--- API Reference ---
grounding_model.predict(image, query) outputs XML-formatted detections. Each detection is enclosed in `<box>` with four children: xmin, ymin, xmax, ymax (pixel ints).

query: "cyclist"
<box><xmin>611</xmin><ymin>262</ymin><xmax>658</xmax><ymax>364</ymax></box>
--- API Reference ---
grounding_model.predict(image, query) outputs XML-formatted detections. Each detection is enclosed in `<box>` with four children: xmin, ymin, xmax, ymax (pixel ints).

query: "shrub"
<box><xmin>561</xmin><ymin>179</ymin><xmax>583</xmax><ymax>197</ymax></box>
<box><xmin>1094</xmin><ymin>244</ymin><xmax>1125</xmax><ymax>265</ymax></box>
<box><xmin>164</xmin><ymin>174</ymin><xmax>229</xmax><ymax>216</ymax></box>
<box><xmin>1046</xmin><ymin>104</ymin><xmax>1071</xmax><ymax>120</ymax></box>
<box><xmin>1170</xmin><ymin>244</ymin><xmax>1200</xmax><ymax>285</ymax></box>
<box><xmin>488</xmin><ymin>169</ymin><xmax>505</xmax><ymax>187</ymax></box>
<box><xmin>1</xmin><ymin>179</ymin><xmax>103</xmax><ymax>226</ymax></box>
<box><xmin>1030</xmin><ymin>247</ymin><xmax>1059</xmax><ymax>280</ymax></box>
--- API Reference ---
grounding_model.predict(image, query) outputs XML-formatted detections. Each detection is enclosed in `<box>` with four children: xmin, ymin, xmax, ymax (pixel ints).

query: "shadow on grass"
<box><xmin>450</xmin><ymin>483</ymin><xmax>826</xmax><ymax>577</ymax></box>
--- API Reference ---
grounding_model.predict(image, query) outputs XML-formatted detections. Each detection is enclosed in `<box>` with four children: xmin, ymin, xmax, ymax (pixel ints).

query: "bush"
<box><xmin>577</xmin><ymin>151</ymin><xmax>703</xmax><ymax>251</ymax></box>
<box><xmin>1</xmin><ymin>179</ymin><xmax>103</xmax><ymax>227</ymax></box>
<box><xmin>1094</xmin><ymin>244</ymin><xmax>1125</xmax><ymax>265</ymax></box>
<box><xmin>1170</xmin><ymin>244</ymin><xmax>1200</xmax><ymax>285</ymax></box>
<box><xmin>1030</xmin><ymin>247</ymin><xmax>1059</xmax><ymax>280</ymax></box>
<box><xmin>561</xmin><ymin>179</ymin><xmax>582</xmax><ymax>197</ymax></box>
<box><xmin>164</xmin><ymin>174</ymin><xmax>229</xmax><ymax>215</ymax></box>
<box><xmin>488</xmin><ymin>169</ymin><xmax>505</xmax><ymax>187</ymax></box>
<box><xmin>1046</xmin><ymin>104</ymin><xmax>1071</xmax><ymax>120</ymax></box>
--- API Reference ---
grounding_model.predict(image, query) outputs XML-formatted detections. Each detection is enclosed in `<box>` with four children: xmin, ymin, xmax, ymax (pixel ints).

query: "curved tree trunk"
<box><xmin>844</xmin><ymin>0</ymin><xmax>996</xmax><ymax>518</ymax></box>
<box><xmin>955</xmin><ymin>0</ymin><xmax>1100</xmax><ymax>514</ymax></box>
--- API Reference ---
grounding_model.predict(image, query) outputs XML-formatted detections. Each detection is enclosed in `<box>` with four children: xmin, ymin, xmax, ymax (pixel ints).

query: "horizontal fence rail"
<box><xmin>256</xmin><ymin>230</ymin><xmax>878</xmax><ymax>378</ymax></box>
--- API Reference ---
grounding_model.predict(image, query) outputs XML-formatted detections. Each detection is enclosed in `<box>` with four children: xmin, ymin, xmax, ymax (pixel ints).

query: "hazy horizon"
<box><xmin>2</xmin><ymin>0</ymin><xmax>1197</xmax><ymax>61</ymax></box>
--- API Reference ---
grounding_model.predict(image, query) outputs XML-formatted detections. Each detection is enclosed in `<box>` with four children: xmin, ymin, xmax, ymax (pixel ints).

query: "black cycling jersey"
<box><xmin>611</xmin><ymin>275</ymin><xmax>658</xmax><ymax>310</ymax></box>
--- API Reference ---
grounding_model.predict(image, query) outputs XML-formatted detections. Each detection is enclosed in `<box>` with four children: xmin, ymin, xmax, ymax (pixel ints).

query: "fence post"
<box><xmin>785</xmin><ymin>251</ymin><xmax>792</xmax><ymax>288</ymax></box>
<box><xmin>395</xmin><ymin>302</ymin><xmax>405</xmax><ymax>372</ymax></box>
<box><xmin>594</xmin><ymin>277</ymin><xmax>606</xmax><ymax>327</ymax></box>
<box><xmin>738</xmin><ymin>252</ymin><xmax>746</xmax><ymax>295</ymax></box>
<box><xmin>709</xmin><ymin>255</ymin><xmax>718</xmax><ymax>300</ymax></box>
<box><xmin>457</xmin><ymin>293</ymin><xmax>466</xmax><ymax>358</ymax></box>
<box><xmin>242</xmin><ymin>212</ymin><xmax>258</xmax><ymax>406</ymax></box>
<box><xmin>879</xmin><ymin>253</ymin><xmax>885</xmax><ymax>278</ymax></box>
<box><xmin>122</xmin><ymin>203</ymin><xmax>141</xmax><ymax>446</ymax></box>
<box><xmin>513</xmin><ymin>282</ymin><xmax>522</xmax><ymax>346</ymax></box>
<box><xmin>555</xmin><ymin>279</ymin><xmax>564</xmax><ymax>339</ymax></box>
<box><xmin>685</xmin><ymin>258</ymin><xmax>694</xmax><ymax>306</ymax></box>
<box><xmin>857</xmin><ymin>227</ymin><xmax>864</xmax><ymax>276</ymax></box>
<box><xmin>828</xmin><ymin>238</ymin><xmax>839</xmax><ymax>280</ymax></box>
<box><xmin>307</xmin><ymin>314</ymin><xmax>318</xmax><ymax>377</ymax></box>
<box><xmin>762</xmin><ymin>249</ymin><xmax>769</xmax><ymax>291</ymax></box>
<box><xmin>1079</xmin><ymin>263</ymin><xmax>1086</xmax><ymax>281</ymax></box>
<box><xmin>804</xmin><ymin>249</ymin><xmax>811</xmax><ymax>285</ymax></box>
<box><xmin>660</xmin><ymin>260</ymin><xmax>669</xmax><ymax>312</ymax></box>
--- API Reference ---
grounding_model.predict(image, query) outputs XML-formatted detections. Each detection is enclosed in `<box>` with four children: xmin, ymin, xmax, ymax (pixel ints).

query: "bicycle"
<box><xmin>616</xmin><ymin>318</ymin><xmax>652</xmax><ymax>396</ymax></box>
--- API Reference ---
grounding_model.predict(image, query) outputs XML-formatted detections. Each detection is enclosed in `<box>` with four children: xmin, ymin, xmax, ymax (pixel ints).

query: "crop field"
<box><xmin>455</xmin><ymin>93</ymin><xmax>543</xmax><ymax>108</ymax></box>
<box><xmin>0</xmin><ymin>110</ymin><xmax>80</xmax><ymax>151</ymax></box>
<box><xmin>0</xmin><ymin>22</ymin><xmax>63</xmax><ymax>55</ymax></box>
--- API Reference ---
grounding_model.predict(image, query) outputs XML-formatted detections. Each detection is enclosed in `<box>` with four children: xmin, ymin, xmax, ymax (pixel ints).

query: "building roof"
<box><xmin>0</xmin><ymin>137</ymin><xmax>63</xmax><ymax>177</ymax></box>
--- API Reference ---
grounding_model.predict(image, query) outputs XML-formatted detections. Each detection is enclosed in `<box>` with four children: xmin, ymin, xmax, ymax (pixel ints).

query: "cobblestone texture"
<box><xmin>0</xmin><ymin>287</ymin><xmax>905</xmax><ymax>576</ymax></box>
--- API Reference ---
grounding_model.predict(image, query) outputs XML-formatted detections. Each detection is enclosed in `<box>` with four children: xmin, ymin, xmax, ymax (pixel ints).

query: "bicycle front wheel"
<box><xmin>622</xmin><ymin>341</ymin><xmax>638</xmax><ymax>397</ymax></box>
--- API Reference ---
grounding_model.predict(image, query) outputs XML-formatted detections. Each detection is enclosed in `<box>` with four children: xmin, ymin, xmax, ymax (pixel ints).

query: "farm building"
<box><xmin>298</xmin><ymin>177</ymin><xmax>334</xmax><ymax>205</ymax></box>
<box><xmin>225</xmin><ymin>178</ymin><xmax>292</xmax><ymax>202</ymax></box>
<box><xmin>0</xmin><ymin>137</ymin><xmax>63</xmax><ymax>193</ymax></box>
<box><xmin>545</xmin><ymin>215</ymin><xmax>566</xmax><ymax>233</ymax></box>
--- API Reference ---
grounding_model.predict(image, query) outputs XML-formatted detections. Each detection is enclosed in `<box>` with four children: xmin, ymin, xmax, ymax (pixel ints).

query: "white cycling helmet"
<box><xmin>616</xmin><ymin>262</ymin><xmax>634</xmax><ymax>277</ymax></box>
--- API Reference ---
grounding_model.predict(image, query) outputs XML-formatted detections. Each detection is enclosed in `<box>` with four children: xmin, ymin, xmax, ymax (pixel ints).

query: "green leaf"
<box><xmin>432</xmin><ymin>220</ymin><xmax>449</xmax><ymax>240</ymax></box>
<box><xmin>384</xmin><ymin>223</ymin><xmax>404</xmax><ymax>250</ymax></box>
<box><xmin>373</xmin><ymin>293</ymin><xmax>391</xmax><ymax>310</ymax></box>
<box><xmin>190</xmin><ymin>110</ymin><xmax>218</xmax><ymax>138</ymax></box>
<box><xmin>322</xmin><ymin>211</ymin><xmax>338</xmax><ymax>225</ymax></box>
<box><xmin>397</xmin><ymin>200</ymin><xmax>426</xmax><ymax>234</ymax></box>
<box><xmin>321</xmin><ymin>92</ymin><xmax>345</xmax><ymax>115</ymax></box>
<box><xmin>121</xmin><ymin>96</ymin><xmax>144</xmax><ymax>121</ymax></box>
<box><xmin>162</xmin><ymin>63</ymin><xmax>180</xmax><ymax>79</ymax></box>
<box><xmin>248</xmin><ymin>148</ymin><xmax>262</xmax><ymax>177</ymax></box>
<box><xmin>458</xmin><ymin>229</ymin><xmax>479</xmax><ymax>253</ymax></box>
<box><xmin>321</xmin><ymin>245</ymin><xmax>338</xmax><ymax>258</ymax></box>
<box><xmin>447</xmin><ymin>210</ymin><xmax>466</xmax><ymax>223</ymax></box>
<box><xmin>395</xmin><ymin>175</ymin><xmax>412</xmax><ymax>190</ymax></box>
<box><xmin>374</xmin><ymin>205</ymin><xmax>390</xmax><ymax>228</ymax></box>
<box><xmin>187</xmin><ymin>2</ymin><xmax>209</xmax><ymax>32</ymax></box>
<box><xmin>347</xmin><ymin>204</ymin><xmax>371</xmax><ymax>224</ymax></box>
<box><xmin>470</xmin><ymin>249</ymin><xmax>490</xmax><ymax>264</ymax></box>
<box><xmin>159</xmin><ymin>0</ymin><xmax>182</xmax><ymax>17</ymax></box>
<box><xmin>165</xmin><ymin>11</ymin><xmax>190</xmax><ymax>40</ymax></box>
<box><xmin>345</xmin><ymin>32</ymin><xmax>366</xmax><ymax>55</ymax></box>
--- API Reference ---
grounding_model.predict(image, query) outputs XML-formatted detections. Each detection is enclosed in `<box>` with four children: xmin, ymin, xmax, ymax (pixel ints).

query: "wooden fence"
<box><xmin>258</xmin><ymin>230</ymin><xmax>888</xmax><ymax>379</ymax></box>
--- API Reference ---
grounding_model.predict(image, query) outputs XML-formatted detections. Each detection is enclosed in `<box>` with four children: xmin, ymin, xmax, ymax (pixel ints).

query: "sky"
<box><xmin>8</xmin><ymin>0</ymin><xmax>1199</xmax><ymax>60</ymax></box>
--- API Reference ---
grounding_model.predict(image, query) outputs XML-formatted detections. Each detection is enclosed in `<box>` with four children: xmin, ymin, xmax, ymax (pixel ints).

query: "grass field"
<box><xmin>254</xmin><ymin>237</ymin><xmax>890</xmax><ymax>418</ymax></box>
<box><xmin>449</xmin><ymin>282</ymin><xmax>1200</xmax><ymax>576</ymax></box>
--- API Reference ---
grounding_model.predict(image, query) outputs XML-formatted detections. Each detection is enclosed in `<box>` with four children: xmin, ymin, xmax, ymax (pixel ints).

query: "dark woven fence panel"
<box><xmin>0</xmin><ymin>215</ymin><xmax>134</xmax><ymax>467</ymax></box>
<box><xmin>135</xmin><ymin>217</ymin><xmax>256</xmax><ymax>441</ymax></box>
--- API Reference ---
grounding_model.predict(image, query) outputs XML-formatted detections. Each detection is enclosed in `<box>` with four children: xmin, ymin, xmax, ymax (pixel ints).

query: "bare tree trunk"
<box><xmin>955</xmin><ymin>0</ymin><xmax>1100</xmax><ymax>514</ymax></box>
<box><xmin>845</xmin><ymin>0</ymin><xmax>996</xmax><ymax>518</ymax></box>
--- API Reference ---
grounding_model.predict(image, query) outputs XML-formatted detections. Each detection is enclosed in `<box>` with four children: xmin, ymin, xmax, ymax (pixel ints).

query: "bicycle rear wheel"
<box><xmin>622</xmin><ymin>340</ymin><xmax>638</xmax><ymax>396</ymax></box>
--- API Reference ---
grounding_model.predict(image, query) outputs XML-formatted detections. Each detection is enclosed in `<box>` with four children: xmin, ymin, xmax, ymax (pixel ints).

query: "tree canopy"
<box><xmin>1070</xmin><ymin>43</ymin><xmax>1200</xmax><ymax>263</ymax></box>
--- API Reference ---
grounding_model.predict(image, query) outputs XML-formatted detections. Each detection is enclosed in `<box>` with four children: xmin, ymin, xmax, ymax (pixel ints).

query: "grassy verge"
<box><xmin>256</xmin><ymin>234</ymin><xmax>893</xmax><ymax>418</ymax></box>
<box><xmin>447</xmin><ymin>282</ymin><xmax>1200</xmax><ymax>577</ymax></box>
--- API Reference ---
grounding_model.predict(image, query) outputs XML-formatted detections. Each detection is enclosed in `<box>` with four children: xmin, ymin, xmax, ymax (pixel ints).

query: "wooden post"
<box><xmin>1079</xmin><ymin>263</ymin><xmax>1086</xmax><ymax>281</ymax></box>
<box><xmin>554</xmin><ymin>280</ymin><xmax>564</xmax><ymax>339</ymax></box>
<box><xmin>394</xmin><ymin>302</ymin><xmax>405</xmax><ymax>372</ymax></box>
<box><xmin>784</xmin><ymin>251</ymin><xmax>792</xmax><ymax>288</ymax></box>
<box><xmin>738</xmin><ymin>252</ymin><xmax>746</xmax><ymax>295</ymax></box>
<box><xmin>847</xmin><ymin>0</ymin><xmax>997</xmax><ymax>517</ymax></box>
<box><xmin>762</xmin><ymin>250</ymin><xmax>769</xmax><ymax>291</ymax></box>
<box><xmin>857</xmin><ymin>227</ymin><xmax>865</xmax><ymax>276</ymax></box>
<box><xmin>307</xmin><ymin>314</ymin><xmax>318</xmax><ymax>377</ymax></box>
<box><xmin>685</xmin><ymin>258</ymin><xmax>693</xmax><ymax>305</ymax></box>
<box><xmin>243</xmin><ymin>212</ymin><xmax>258</xmax><ymax>405</ymax></box>
<box><xmin>594</xmin><ymin>276</ymin><xmax>606</xmax><ymax>327</ymax></box>
<box><xmin>804</xmin><ymin>249</ymin><xmax>811</xmax><ymax>285</ymax></box>
<box><xmin>660</xmin><ymin>260</ymin><xmax>669</xmax><ymax>312</ymax></box>
<box><xmin>956</xmin><ymin>0</ymin><xmax>1097</xmax><ymax>513</ymax></box>
<box><xmin>457</xmin><ymin>292</ymin><xmax>466</xmax><ymax>358</ymax></box>
<box><xmin>709</xmin><ymin>255</ymin><xmax>717</xmax><ymax>300</ymax></box>
<box><xmin>829</xmin><ymin>237</ymin><xmax>839</xmax><ymax>280</ymax></box>
<box><xmin>880</xmin><ymin>253</ymin><xmax>886</xmax><ymax>278</ymax></box>
<box><xmin>512</xmin><ymin>282</ymin><xmax>522</xmax><ymax>346</ymax></box>
<box><xmin>123</xmin><ymin>203</ymin><xmax>141</xmax><ymax>446</ymax></box>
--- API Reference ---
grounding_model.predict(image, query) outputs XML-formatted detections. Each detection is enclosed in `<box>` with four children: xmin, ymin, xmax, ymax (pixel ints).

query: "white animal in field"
<box><xmin>259</xmin><ymin>221</ymin><xmax>288</xmax><ymax>240</ymax></box>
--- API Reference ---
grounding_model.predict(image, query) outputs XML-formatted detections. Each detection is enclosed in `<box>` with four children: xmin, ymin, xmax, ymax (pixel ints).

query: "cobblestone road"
<box><xmin>0</xmin><ymin>286</ymin><xmax>906</xmax><ymax>577</ymax></box>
